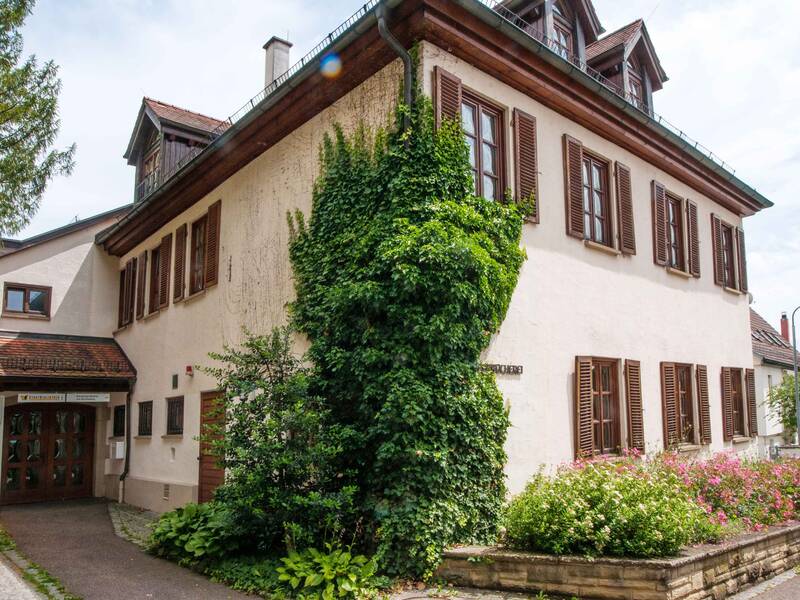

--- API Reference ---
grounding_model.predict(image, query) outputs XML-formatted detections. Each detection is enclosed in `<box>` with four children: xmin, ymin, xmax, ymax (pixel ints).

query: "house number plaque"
<box><xmin>483</xmin><ymin>364</ymin><xmax>523</xmax><ymax>375</ymax></box>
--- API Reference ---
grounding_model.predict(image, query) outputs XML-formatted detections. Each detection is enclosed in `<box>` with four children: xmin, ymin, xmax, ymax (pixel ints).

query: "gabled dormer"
<box><xmin>500</xmin><ymin>0</ymin><xmax>604</xmax><ymax>64</ymax></box>
<box><xmin>586</xmin><ymin>19</ymin><xmax>668</xmax><ymax>115</ymax></box>
<box><xmin>123</xmin><ymin>98</ymin><xmax>225</xmax><ymax>202</ymax></box>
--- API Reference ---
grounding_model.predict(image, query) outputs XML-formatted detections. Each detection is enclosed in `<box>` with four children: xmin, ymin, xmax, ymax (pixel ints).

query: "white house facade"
<box><xmin>0</xmin><ymin>0</ymin><xmax>776</xmax><ymax>511</ymax></box>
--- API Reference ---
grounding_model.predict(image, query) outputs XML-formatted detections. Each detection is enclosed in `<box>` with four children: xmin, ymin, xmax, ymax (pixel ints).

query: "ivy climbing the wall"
<box><xmin>289</xmin><ymin>95</ymin><xmax>526</xmax><ymax>578</ymax></box>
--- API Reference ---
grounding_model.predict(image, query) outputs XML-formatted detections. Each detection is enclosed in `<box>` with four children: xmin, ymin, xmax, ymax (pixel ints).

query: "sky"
<box><xmin>17</xmin><ymin>0</ymin><xmax>800</xmax><ymax>331</ymax></box>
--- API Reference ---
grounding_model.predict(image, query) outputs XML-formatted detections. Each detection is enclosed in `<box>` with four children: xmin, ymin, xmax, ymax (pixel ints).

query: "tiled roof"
<box><xmin>586</xmin><ymin>19</ymin><xmax>642</xmax><ymax>61</ymax></box>
<box><xmin>0</xmin><ymin>331</ymin><xmax>135</xmax><ymax>380</ymax></box>
<box><xmin>751</xmin><ymin>309</ymin><xmax>797</xmax><ymax>370</ymax></box>
<box><xmin>144</xmin><ymin>98</ymin><xmax>226</xmax><ymax>134</ymax></box>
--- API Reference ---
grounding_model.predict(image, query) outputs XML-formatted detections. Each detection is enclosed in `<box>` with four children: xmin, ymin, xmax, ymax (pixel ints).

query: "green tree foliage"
<box><xmin>288</xmin><ymin>98</ymin><xmax>526</xmax><ymax>577</ymax></box>
<box><xmin>1</xmin><ymin>0</ymin><xmax>74</xmax><ymax>235</ymax></box>
<box><xmin>765</xmin><ymin>374</ymin><xmax>798</xmax><ymax>441</ymax></box>
<box><xmin>203</xmin><ymin>328</ymin><xmax>360</xmax><ymax>553</ymax></box>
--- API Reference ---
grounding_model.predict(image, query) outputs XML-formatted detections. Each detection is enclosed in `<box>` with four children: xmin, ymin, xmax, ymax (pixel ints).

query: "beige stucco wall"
<box><xmin>0</xmin><ymin>220</ymin><xmax>120</xmax><ymax>337</ymax></box>
<box><xmin>112</xmin><ymin>59</ymin><xmax>404</xmax><ymax>511</ymax></box>
<box><xmin>110</xmin><ymin>37</ymin><xmax>760</xmax><ymax>509</ymax></box>
<box><xmin>419</xmin><ymin>42</ymin><xmax>756</xmax><ymax>494</ymax></box>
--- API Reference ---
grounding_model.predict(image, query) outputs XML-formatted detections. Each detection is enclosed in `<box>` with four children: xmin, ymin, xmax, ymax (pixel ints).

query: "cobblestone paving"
<box><xmin>0</xmin><ymin>554</ymin><xmax>42</xmax><ymax>600</ymax></box>
<box><xmin>107</xmin><ymin>501</ymin><xmax>159</xmax><ymax>548</ymax></box>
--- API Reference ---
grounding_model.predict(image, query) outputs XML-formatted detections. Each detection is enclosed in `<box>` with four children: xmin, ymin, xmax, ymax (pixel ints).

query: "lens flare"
<box><xmin>320</xmin><ymin>53</ymin><xmax>343</xmax><ymax>79</ymax></box>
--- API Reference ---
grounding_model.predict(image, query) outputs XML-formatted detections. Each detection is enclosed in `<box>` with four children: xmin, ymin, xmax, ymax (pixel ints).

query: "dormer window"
<box><xmin>626</xmin><ymin>57</ymin><xmax>644</xmax><ymax>110</ymax></box>
<box><xmin>552</xmin><ymin>1</ymin><xmax>574</xmax><ymax>60</ymax></box>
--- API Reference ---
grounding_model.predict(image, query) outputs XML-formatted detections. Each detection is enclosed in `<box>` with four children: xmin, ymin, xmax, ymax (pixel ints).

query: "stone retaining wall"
<box><xmin>436</xmin><ymin>523</ymin><xmax>800</xmax><ymax>600</ymax></box>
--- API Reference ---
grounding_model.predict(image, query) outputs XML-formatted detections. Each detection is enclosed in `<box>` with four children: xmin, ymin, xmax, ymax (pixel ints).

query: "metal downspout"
<box><xmin>376</xmin><ymin>1</ymin><xmax>413</xmax><ymax>132</ymax></box>
<box><xmin>119</xmin><ymin>384</ymin><xmax>134</xmax><ymax>502</ymax></box>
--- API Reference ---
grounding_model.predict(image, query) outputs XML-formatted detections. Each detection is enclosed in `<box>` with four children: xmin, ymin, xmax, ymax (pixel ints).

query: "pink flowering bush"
<box><xmin>504</xmin><ymin>453</ymin><xmax>800</xmax><ymax>558</ymax></box>
<box><xmin>656</xmin><ymin>452</ymin><xmax>800</xmax><ymax>532</ymax></box>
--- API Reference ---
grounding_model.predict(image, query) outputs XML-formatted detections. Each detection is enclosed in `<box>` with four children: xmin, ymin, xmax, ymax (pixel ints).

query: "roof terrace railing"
<box><xmin>134</xmin><ymin>0</ymin><xmax>740</xmax><ymax>205</ymax></box>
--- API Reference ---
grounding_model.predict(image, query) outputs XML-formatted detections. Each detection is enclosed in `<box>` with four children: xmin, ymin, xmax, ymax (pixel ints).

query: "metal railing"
<box><xmin>134</xmin><ymin>0</ymin><xmax>740</xmax><ymax>205</ymax></box>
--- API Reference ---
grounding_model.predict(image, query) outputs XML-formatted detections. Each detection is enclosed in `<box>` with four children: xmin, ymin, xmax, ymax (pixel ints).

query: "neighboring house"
<box><xmin>751</xmin><ymin>310</ymin><xmax>797</xmax><ymax>452</ymax></box>
<box><xmin>0</xmin><ymin>207</ymin><xmax>134</xmax><ymax>503</ymax></box>
<box><xmin>0</xmin><ymin>0</ymin><xmax>776</xmax><ymax>511</ymax></box>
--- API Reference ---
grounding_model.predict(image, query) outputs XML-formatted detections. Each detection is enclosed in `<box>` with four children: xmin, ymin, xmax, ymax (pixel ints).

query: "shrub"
<box><xmin>504</xmin><ymin>459</ymin><xmax>718</xmax><ymax>558</ymax></box>
<box><xmin>276</xmin><ymin>543</ymin><xmax>381</xmax><ymax>599</ymax></box>
<box><xmin>149</xmin><ymin>502</ymin><xmax>243</xmax><ymax>564</ymax></box>
<box><xmin>204</xmin><ymin>557</ymin><xmax>283</xmax><ymax>596</ymax></box>
<box><xmin>204</xmin><ymin>327</ymin><xmax>360</xmax><ymax>553</ymax></box>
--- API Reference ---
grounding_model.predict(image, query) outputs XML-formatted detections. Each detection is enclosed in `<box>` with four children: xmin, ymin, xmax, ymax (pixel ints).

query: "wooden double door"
<box><xmin>2</xmin><ymin>403</ymin><xmax>95</xmax><ymax>505</ymax></box>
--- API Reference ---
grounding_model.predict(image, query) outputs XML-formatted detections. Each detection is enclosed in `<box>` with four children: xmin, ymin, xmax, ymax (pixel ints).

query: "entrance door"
<box><xmin>2</xmin><ymin>404</ymin><xmax>95</xmax><ymax>505</ymax></box>
<box><xmin>198</xmin><ymin>392</ymin><xmax>225</xmax><ymax>503</ymax></box>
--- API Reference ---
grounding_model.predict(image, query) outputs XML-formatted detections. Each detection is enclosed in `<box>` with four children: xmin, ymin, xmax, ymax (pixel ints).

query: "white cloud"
<box><xmin>18</xmin><ymin>0</ymin><xmax>800</xmax><ymax>331</ymax></box>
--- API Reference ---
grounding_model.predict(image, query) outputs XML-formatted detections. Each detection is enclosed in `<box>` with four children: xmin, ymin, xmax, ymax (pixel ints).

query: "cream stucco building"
<box><xmin>0</xmin><ymin>0</ymin><xmax>779</xmax><ymax>511</ymax></box>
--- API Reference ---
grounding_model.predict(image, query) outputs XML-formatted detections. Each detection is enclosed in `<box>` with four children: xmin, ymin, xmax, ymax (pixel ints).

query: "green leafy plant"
<box><xmin>204</xmin><ymin>556</ymin><xmax>284</xmax><ymax>596</ymax></box>
<box><xmin>504</xmin><ymin>459</ymin><xmax>719</xmax><ymax>558</ymax></box>
<box><xmin>289</xmin><ymin>92</ymin><xmax>525</xmax><ymax>577</ymax></box>
<box><xmin>149</xmin><ymin>502</ymin><xmax>242</xmax><ymax>564</ymax></box>
<box><xmin>276</xmin><ymin>543</ymin><xmax>380</xmax><ymax>599</ymax></box>
<box><xmin>764</xmin><ymin>374</ymin><xmax>798</xmax><ymax>442</ymax></box>
<box><xmin>203</xmin><ymin>327</ymin><xmax>360</xmax><ymax>553</ymax></box>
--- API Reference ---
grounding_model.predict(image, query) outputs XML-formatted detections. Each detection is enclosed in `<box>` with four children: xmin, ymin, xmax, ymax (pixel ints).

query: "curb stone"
<box><xmin>0</xmin><ymin>546</ymin><xmax>67</xmax><ymax>600</ymax></box>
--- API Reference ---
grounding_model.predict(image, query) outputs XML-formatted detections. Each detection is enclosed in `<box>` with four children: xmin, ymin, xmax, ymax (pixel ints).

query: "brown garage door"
<box><xmin>2</xmin><ymin>403</ymin><xmax>95</xmax><ymax>505</ymax></box>
<box><xmin>198</xmin><ymin>391</ymin><xmax>225</xmax><ymax>504</ymax></box>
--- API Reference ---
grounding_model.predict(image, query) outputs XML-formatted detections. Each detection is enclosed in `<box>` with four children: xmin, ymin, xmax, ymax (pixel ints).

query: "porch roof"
<box><xmin>0</xmin><ymin>331</ymin><xmax>136</xmax><ymax>391</ymax></box>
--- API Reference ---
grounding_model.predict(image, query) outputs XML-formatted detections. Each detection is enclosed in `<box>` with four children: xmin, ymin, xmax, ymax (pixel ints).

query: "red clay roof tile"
<box><xmin>585</xmin><ymin>19</ymin><xmax>643</xmax><ymax>61</ymax></box>
<box><xmin>0</xmin><ymin>331</ymin><xmax>135</xmax><ymax>380</ymax></box>
<box><xmin>144</xmin><ymin>97</ymin><xmax>227</xmax><ymax>134</ymax></box>
<box><xmin>751</xmin><ymin>309</ymin><xmax>797</xmax><ymax>370</ymax></box>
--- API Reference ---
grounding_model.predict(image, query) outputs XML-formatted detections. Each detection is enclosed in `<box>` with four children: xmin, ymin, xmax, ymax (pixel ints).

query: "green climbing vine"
<box><xmin>288</xmin><ymin>91</ymin><xmax>526</xmax><ymax>577</ymax></box>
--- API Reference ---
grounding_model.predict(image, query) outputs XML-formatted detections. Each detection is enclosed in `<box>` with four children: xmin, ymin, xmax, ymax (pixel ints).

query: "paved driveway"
<box><xmin>0</xmin><ymin>499</ymin><xmax>248</xmax><ymax>600</ymax></box>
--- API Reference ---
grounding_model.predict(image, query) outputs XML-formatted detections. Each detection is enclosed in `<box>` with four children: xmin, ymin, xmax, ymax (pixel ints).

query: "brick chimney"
<box><xmin>263</xmin><ymin>36</ymin><xmax>292</xmax><ymax>88</ymax></box>
<box><xmin>781</xmin><ymin>312</ymin><xmax>790</xmax><ymax>342</ymax></box>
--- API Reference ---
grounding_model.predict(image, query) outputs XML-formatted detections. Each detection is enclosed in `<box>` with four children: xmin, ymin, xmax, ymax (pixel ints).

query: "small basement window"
<box><xmin>2</xmin><ymin>283</ymin><xmax>51</xmax><ymax>319</ymax></box>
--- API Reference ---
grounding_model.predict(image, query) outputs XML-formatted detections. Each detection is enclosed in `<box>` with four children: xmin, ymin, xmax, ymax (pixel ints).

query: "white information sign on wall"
<box><xmin>18</xmin><ymin>392</ymin><xmax>66</xmax><ymax>403</ymax></box>
<box><xmin>17</xmin><ymin>392</ymin><xmax>110</xmax><ymax>404</ymax></box>
<box><xmin>67</xmin><ymin>392</ymin><xmax>110</xmax><ymax>403</ymax></box>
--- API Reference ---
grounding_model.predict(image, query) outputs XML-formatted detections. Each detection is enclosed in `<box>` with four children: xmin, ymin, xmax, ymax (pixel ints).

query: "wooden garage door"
<box><xmin>198</xmin><ymin>392</ymin><xmax>225</xmax><ymax>504</ymax></box>
<box><xmin>1</xmin><ymin>404</ymin><xmax>95</xmax><ymax>505</ymax></box>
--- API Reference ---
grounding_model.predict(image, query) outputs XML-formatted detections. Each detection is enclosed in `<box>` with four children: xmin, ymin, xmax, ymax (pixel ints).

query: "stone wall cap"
<box><xmin>443</xmin><ymin>522</ymin><xmax>800</xmax><ymax>568</ymax></box>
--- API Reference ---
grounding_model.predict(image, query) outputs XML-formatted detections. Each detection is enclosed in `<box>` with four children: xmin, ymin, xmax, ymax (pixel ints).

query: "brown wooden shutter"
<box><xmin>721</xmin><ymin>367</ymin><xmax>734</xmax><ymax>441</ymax></box>
<box><xmin>615</xmin><ymin>163</ymin><xmax>635</xmax><ymax>255</ymax></box>
<box><xmin>575</xmin><ymin>356</ymin><xmax>594</xmax><ymax>458</ymax></box>
<box><xmin>174</xmin><ymin>224</ymin><xmax>187</xmax><ymax>301</ymax></box>
<box><xmin>513</xmin><ymin>108</ymin><xmax>538</xmax><ymax>222</ymax></box>
<box><xmin>205</xmin><ymin>200</ymin><xmax>221</xmax><ymax>288</ymax></box>
<box><xmin>124</xmin><ymin>257</ymin><xmax>136</xmax><ymax>326</ymax></box>
<box><xmin>711</xmin><ymin>215</ymin><xmax>725</xmax><ymax>286</ymax></box>
<box><xmin>745</xmin><ymin>368</ymin><xmax>757</xmax><ymax>437</ymax></box>
<box><xmin>625</xmin><ymin>359</ymin><xmax>645</xmax><ymax>452</ymax></box>
<box><xmin>563</xmin><ymin>135</ymin><xmax>584</xmax><ymax>238</ymax></box>
<box><xmin>434</xmin><ymin>66</ymin><xmax>462</xmax><ymax>129</ymax></box>
<box><xmin>651</xmin><ymin>181</ymin><xmax>668</xmax><ymax>266</ymax></box>
<box><xmin>686</xmin><ymin>200</ymin><xmax>700</xmax><ymax>277</ymax></box>
<box><xmin>736</xmin><ymin>227</ymin><xmax>748</xmax><ymax>293</ymax></box>
<box><xmin>660</xmin><ymin>362</ymin><xmax>678</xmax><ymax>448</ymax></box>
<box><xmin>135</xmin><ymin>251</ymin><xmax>147</xmax><ymax>320</ymax></box>
<box><xmin>159</xmin><ymin>233</ymin><xmax>172</xmax><ymax>308</ymax></box>
<box><xmin>696</xmin><ymin>365</ymin><xmax>712</xmax><ymax>445</ymax></box>
<box><xmin>118</xmin><ymin>270</ymin><xmax>125</xmax><ymax>328</ymax></box>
